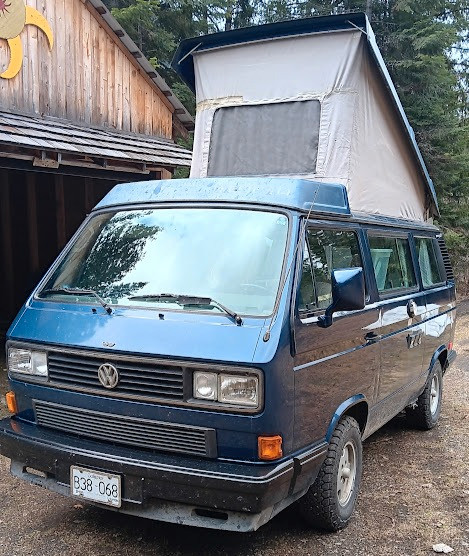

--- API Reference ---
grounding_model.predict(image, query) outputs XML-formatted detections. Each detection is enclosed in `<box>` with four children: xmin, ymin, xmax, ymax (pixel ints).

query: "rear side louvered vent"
<box><xmin>437</xmin><ymin>236</ymin><xmax>454</xmax><ymax>281</ymax></box>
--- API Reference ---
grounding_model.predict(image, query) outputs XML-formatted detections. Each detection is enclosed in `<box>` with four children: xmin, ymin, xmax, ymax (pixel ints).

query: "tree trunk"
<box><xmin>225</xmin><ymin>4</ymin><xmax>233</xmax><ymax>31</ymax></box>
<box><xmin>366</xmin><ymin>0</ymin><xmax>372</xmax><ymax>20</ymax></box>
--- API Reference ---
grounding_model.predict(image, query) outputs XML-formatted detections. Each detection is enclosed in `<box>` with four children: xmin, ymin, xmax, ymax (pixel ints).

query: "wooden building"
<box><xmin>0</xmin><ymin>0</ymin><xmax>193</xmax><ymax>329</ymax></box>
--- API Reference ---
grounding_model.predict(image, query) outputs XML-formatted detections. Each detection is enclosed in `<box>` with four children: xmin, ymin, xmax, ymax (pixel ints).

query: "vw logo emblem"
<box><xmin>97</xmin><ymin>363</ymin><xmax>119</xmax><ymax>389</ymax></box>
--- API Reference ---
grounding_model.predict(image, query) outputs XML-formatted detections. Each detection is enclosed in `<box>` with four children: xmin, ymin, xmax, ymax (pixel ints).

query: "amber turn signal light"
<box><xmin>258</xmin><ymin>435</ymin><xmax>283</xmax><ymax>461</ymax></box>
<box><xmin>6</xmin><ymin>391</ymin><xmax>18</xmax><ymax>414</ymax></box>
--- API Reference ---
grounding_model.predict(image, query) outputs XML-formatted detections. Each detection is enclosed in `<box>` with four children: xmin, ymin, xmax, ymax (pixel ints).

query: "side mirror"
<box><xmin>318</xmin><ymin>268</ymin><xmax>365</xmax><ymax>328</ymax></box>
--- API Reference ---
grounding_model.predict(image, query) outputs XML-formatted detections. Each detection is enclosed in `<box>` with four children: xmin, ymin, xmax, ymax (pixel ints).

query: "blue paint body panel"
<box><xmin>95</xmin><ymin>177</ymin><xmax>351</xmax><ymax>216</ymax></box>
<box><xmin>9</xmin><ymin>301</ymin><xmax>265</xmax><ymax>364</ymax></box>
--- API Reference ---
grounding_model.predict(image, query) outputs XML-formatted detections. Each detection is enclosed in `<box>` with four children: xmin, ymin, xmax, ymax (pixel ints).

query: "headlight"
<box><xmin>219</xmin><ymin>374</ymin><xmax>258</xmax><ymax>407</ymax></box>
<box><xmin>8</xmin><ymin>348</ymin><xmax>48</xmax><ymax>377</ymax></box>
<box><xmin>193</xmin><ymin>371</ymin><xmax>259</xmax><ymax>408</ymax></box>
<box><xmin>193</xmin><ymin>372</ymin><xmax>217</xmax><ymax>400</ymax></box>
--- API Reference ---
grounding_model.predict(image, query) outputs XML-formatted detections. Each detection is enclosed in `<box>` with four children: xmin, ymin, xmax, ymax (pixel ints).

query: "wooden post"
<box><xmin>0</xmin><ymin>170</ymin><xmax>15</xmax><ymax>317</ymax></box>
<box><xmin>55</xmin><ymin>174</ymin><xmax>66</xmax><ymax>249</ymax></box>
<box><xmin>159</xmin><ymin>168</ymin><xmax>173</xmax><ymax>180</ymax></box>
<box><xmin>26</xmin><ymin>173</ymin><xmax>39</xmax><ymax>275</ymax></box>
<box><xmin>84</xmin><ymin>177</ymin><xmax>94</xmax><ymax>214</ymax></box>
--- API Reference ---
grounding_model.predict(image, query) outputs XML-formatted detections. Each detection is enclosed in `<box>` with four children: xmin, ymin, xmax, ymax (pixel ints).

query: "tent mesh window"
<box><xmin>207</xmin><ymin>100</ymin><xmax>320</xmax><ymax>177</ymax></box>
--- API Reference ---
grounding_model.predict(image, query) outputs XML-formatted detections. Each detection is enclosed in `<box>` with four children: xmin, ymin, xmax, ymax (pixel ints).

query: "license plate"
<box><xmin>70</xmin><ymin>466</ymin><xmax>121</xmax><ymax>508</ymax></box>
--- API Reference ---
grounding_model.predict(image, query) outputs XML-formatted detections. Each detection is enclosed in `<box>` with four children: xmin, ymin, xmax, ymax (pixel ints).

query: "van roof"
<box><xmin>95</xmin><ymin>178</ymin><xmax>439</xmax><ymax>231</ymax></box>
<box><xmin>95</xmin><ymin>177</ymin><xmax>351</xmax><ymax>215</ymax></box>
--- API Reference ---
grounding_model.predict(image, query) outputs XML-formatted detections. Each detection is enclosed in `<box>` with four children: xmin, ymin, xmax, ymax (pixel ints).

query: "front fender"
<box><xmin>325</xmin><ymin>394</ymin><xmax>368</xmax><ymax>442</ymax></box>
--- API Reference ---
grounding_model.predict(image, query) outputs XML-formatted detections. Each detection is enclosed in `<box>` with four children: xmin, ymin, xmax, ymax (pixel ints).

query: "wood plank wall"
<box><xmin>0</xmin><ymin>167</ymin><xmax>119</xmax><ymax>325</ymax></box>
<box><xmin>0</xmin><ymin>0</ymin><xmax>173</xmax><ymax>138</ymax></box>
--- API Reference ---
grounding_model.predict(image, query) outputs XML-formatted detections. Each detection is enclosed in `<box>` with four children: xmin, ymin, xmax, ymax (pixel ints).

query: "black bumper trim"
<box><xmin>446</xmin><ymin>349</ymin><xmax>457</xmax><ymax>369</ymax></box>
<box><xmin>0</xmin><ymin>418</ymin><xmax>326</xmax><ymax>517</ymax></box>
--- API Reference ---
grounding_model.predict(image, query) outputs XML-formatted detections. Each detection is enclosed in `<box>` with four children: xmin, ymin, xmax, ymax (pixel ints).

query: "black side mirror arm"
<box><xmin>317</xmin><ymin>302</ymin><xmax>336</xmax><ymax>328</ymax></box>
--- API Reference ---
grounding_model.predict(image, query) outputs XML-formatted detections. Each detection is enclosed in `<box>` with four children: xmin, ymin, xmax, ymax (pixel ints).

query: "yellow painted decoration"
<box><xmin>1</xmin><ymin>36</ymin><xmax>22</xmax><ymax>79</ymax></box>
<box><xmin>0</xmin><ymin>1</ymin><xmax>54</xmax><ymax>79</ymax></box>
<box><xmin>24</xmin><ymin>6</ymin><xmax>53</xmax><ymax>48</ymax></box>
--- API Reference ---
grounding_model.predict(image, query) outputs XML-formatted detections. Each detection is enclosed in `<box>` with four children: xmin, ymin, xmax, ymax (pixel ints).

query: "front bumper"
<box><xmin>0</xmin><ymin>417</ymin><xmax>327</xmax><ymax>531</ymax></box>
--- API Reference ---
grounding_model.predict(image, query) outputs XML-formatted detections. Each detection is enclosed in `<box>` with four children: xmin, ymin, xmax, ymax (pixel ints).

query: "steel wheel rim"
<box><xmin>430</xmin><ymin>374</ymin><xmax>440</xmax><ymax>415</ymax></box>
<box><xmin>337</xmin><ymin>441</ymin><xmax>357</xmax><ymax>506</ymax></box>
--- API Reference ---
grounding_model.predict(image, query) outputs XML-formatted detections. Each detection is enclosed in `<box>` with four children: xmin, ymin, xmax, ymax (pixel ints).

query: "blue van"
<box><xmin>0</xmin><ymin>177</ymin><xmax>456</xmax><ymax>532</ymax></box>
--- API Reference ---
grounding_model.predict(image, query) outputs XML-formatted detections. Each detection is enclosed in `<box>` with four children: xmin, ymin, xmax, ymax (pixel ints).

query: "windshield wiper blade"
<box><xmin>41</xmin><ymin>288</ymin><xmax>112</xmax><ymax>315</ymax></box>
<box><xmin>128</xmin><ymin>293</ymin><xmax>178</xmax><ymax>301</ymax></box>
<box><xmin>179</xmin><ymin>295</ymin><xmax>243</xmax><ymax>326</ymax></box>
<box><xmin>128</xmin><ymin>293</ymin><xmax>243</xmax><ymax>325</ymax></box>
<box><xmin>127</xmin><ymin>293</ymin><xmax>183</xmax><ymax>306</ymax></box>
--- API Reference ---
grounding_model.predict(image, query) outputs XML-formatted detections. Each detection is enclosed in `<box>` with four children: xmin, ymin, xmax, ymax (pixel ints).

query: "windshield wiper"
<box><xmin>128</xmin><ymin>293</ymin><xmax>243</xmax><ymax>325</ymax></box>
<box><xmin>128</xmin><ymin>293</ymin><xmax>180</xmax><ymax>302</ymax></box>
<box><xmin>41</xmin><ymin>288</ymin><xmax>112</xmax><ymax>315</ymax></box>
<box><xmin>180</xmin><ymin>295</ymin><xmax>243</xmax><ymax>326</ymax></box>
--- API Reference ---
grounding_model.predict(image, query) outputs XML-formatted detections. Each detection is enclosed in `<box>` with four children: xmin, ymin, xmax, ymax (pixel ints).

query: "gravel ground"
<box><xmin>0</xmin><ymin>305</ymin><xmax>467</xmax><ymax>556</ymax></box>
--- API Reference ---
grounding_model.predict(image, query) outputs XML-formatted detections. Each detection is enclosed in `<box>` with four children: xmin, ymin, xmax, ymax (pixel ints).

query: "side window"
<box><xmin>298</xmin><ymin>228</ymin><xmax>362</xmax><ymax>312</ymax></box>
<box><xmin>415</xmin><ymin>237</ymin><xmax>444</xmax><ymax>287</ymax></box>
<box><xmin>368</xmin><ymin>236</ymin><xmax>416</xmax><ymax>293</ymax></box>
<box><xmin>298</xmin><ymin>240</ymin><xmax>317</xmax><ymax>312</ymax></box>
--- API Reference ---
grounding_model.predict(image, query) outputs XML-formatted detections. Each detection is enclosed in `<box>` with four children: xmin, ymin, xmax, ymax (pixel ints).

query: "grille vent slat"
<box><xmin>36</xmin><ymin>417</ymin><xmax>206</xmax><ymax>449</ymax></box>
<box><xmin>47</xmin><ymin>352</ymin><xmax>185</xmax><ymax>402</ymax></box>
<box><xmin>35</xmin><ymin>401</ymin><xmax>215</xmax><ymax>457</ymax></box>
<box><xmin>437</xmin><ymin>236</ymin><xmax>454</xmax><ymax>280</ymax></box>
<box><xmin>37</xmin><ymin>417</ymin><xmax>206</xmax><ymax>446</ymax></box>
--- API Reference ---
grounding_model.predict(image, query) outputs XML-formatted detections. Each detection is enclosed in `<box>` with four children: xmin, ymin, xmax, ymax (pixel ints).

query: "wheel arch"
<box><xmin>429</xmin><ymin>345</ymin><xmax>448</xmax><ymax>375</ymax></box>
<box><xmin>326</xmin><ymin>395</ymin><xmax>369</xmax><ymax>441</ymax></box>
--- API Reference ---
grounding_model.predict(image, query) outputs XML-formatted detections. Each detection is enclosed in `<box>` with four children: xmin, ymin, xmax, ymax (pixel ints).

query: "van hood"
<box><xmin>8</xmin><ymin>302</ymin><xmax>266</xmax><ymax>364</ymax></box>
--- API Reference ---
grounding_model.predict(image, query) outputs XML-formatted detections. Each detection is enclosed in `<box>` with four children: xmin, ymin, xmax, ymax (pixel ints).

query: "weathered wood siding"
<box><xmin>0</xmin><ymin>0</ymin><xmax>173</xmax><ymax>138</ymax></box>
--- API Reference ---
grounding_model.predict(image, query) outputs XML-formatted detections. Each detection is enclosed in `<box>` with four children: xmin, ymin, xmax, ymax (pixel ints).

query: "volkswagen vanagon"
<box><xmin>0</xmin><ymin>177</ymin><xmax>456</xmax><ymax>531</ymax></box>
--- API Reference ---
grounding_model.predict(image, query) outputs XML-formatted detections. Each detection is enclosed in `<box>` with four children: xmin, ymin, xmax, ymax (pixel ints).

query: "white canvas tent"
<box><xmin>173</xmin><ymin>14</ymin><xmax>438</xmax><ymax>222</ymax></box>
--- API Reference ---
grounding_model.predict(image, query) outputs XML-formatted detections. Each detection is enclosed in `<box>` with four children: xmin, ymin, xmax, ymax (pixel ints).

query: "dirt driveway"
<box><xmin>0</xmin><ymin>305</ymin><xmax>467</xmax><ymax>556</ymax></box>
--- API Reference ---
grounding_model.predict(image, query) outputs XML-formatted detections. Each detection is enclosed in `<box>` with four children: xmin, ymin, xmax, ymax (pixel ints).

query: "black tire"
<box><xmin>406</xmin><ymin>361</ymin><xmax>443</xmax><ymax>430</ymax></box>
<box><xmin>298</xmin><ymin>416</ymin><xmax>362</xmax><ymax>531</ymax></box>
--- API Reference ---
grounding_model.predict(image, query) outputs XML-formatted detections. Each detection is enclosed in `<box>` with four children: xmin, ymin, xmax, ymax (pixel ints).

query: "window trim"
<box><xmin>367</xmin><ymin>232</ymin><xmax>419</xmax><ymax>299</ymax></box>
<box><xmin>413</xmin><ymin>235</ymin><xmax>447</xmax><ymax>290</ymax></box>
<box><xmin>298</xmin><ymin>237</ymin><xmax>320</xmax><ymax>315</ymax></box>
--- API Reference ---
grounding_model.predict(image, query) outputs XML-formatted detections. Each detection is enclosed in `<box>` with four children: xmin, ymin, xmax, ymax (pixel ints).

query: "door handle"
<box><xmin>407</xmin><ymin>299</ymin><xmax>417</xmax><ymax>318</ymax></box>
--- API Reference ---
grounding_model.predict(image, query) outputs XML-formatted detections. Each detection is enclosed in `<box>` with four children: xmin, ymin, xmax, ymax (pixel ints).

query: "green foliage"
<box><xmin>174</xmin><ymin>132</ymin><xmax>194</xmax><ymax>178</ymax></box>
<box><xmin>109</xmin><ymin>0</ymin><xmax>175</xmax><ymax>62</ymax></box>
<box><xmin>171</xmin><ymin>81</ymin><xmax>196</xmax><ymax>115</ymax></box>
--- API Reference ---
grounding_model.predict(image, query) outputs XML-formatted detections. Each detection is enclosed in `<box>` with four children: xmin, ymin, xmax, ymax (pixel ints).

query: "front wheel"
<box><xmin>298</xmin><ymin>416</ymin><xmax>363</xmax><ymax>531</ymax></box>
<box><xmin>406</xmin><ymin>361</ymin><xmax>443</xmax><ymax>430</ymax></box>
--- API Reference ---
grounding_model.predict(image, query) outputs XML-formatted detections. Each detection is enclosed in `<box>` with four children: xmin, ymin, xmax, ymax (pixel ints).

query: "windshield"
<box><xmin>38</xmin><ymin>207</ymin><xmax>289</xmax><ymax>317</ymax></box>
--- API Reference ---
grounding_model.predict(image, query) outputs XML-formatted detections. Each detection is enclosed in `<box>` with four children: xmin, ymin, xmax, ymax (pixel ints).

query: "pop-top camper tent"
<box><xmin>173</xmin><ymin>13</ymin><xmax>438</xmax><ymax>222</ymax></box>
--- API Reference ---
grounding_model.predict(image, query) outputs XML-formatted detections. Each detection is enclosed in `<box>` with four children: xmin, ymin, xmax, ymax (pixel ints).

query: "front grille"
<box><xmin>437</xmin><ymin>236</ymin><xmax>454</xmax><ymax>280</ymax></box>
<box><xmin>34</xmin><ymin>400</ymin><xmax>217</xmax><ymax>458</ymax></box>
<box><xmin>47</xmin><ymin>351</ymin><xmax>184</xmax><ymax>403</ymax></box>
